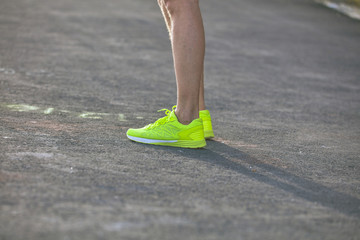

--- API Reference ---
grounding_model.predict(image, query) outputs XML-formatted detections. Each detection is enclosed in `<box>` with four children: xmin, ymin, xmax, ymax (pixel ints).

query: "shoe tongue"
<box><xmin>169</xmin><ymin>110</ymin><xmax>178</xmax><ymax>121</ymax></box>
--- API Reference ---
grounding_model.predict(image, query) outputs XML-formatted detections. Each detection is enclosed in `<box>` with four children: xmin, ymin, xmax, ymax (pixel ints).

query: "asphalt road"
<box><xmin>1</xmin><ymin>0</ymin><xmax>360</xmax><ymax>239</ymax></box>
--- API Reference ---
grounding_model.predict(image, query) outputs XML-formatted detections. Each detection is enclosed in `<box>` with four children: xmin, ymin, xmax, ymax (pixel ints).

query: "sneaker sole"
<box><xmin>127</xmin><ymin>135</ymin><xmax>206</xmax><ymax>149</ymax></box>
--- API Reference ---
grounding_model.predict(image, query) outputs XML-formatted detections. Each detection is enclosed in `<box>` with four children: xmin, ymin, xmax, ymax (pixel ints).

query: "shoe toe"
<box><xmin>126</xmin><ymin>128</ymin><xmax>138</xmax><ymax>137</ymax></box>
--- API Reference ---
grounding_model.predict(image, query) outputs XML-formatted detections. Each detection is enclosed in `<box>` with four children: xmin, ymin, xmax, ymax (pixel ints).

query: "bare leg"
<box><xmin>199</xmin><ymin>71</ymin><xmax>205</xmax><ymax>111</ymax></box>
<box><xmin>158</xmin><ymin>0</ymin><xmax>172</xmax><ymax>37</ymax></box>
<box><xmin>158</xmin><ymin>0</ymin><xmax>205</xmax><ymax>124</ymax></box>
<box><xmin>159</xmin><ymin>1</ymin><xmax>206</xmax><ymax>111</ymax></box>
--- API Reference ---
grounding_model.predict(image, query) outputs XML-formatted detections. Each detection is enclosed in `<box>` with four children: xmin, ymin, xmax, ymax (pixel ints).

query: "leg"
<box><xmin>158</xmin><ymin>0</ymin><xmax>172</xmax><ymax>37</ymax></box>
<box><xmin>199</xmin><ymin>71</ymin><xmax>205</xmax><ymax>111</ymax></box>
<box><xmin>126</xmin><ymin>0</ymin><xmax>210</xmax><ymax>148</ymax></box>
<box><xmin>158</xmin><ymin>0</ymin><xmax>205</xmax><ymax>124</ymax></box>
<box><xmin>159</xmin><ymin>0</ymin><xmax>206</xmax><ymax>112</ymax></box>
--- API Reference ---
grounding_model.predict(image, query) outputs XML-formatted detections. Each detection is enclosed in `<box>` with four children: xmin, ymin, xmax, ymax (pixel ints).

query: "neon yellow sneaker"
<box><xmin>127</xmin><ymin>106</ymin><xmax>206</xmax><ymax>148</ymax></box>
<box><xmin>199</xmin><ymin>110</ymin><xmax>214</xmax><ymax>139</ymax></box>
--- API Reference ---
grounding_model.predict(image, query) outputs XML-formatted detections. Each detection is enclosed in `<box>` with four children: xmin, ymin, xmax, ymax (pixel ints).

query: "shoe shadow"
<box><xmin>149</xmin><ymin>139</ymin><xmax>360</xmax><ymax>218</ymax></box>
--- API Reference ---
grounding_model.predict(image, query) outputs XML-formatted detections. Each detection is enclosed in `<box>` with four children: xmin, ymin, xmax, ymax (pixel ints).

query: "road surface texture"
<box><xmin>0</xmin><ymin>0</ymin><xmax>359</xmax><ymax>239</ymax></box>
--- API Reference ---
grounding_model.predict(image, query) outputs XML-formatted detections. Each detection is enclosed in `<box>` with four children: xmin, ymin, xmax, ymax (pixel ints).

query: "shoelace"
<box><xmin>146</xmin><ymin>105</ymin><xmax>176</xmax><ymax>129</ymax></box>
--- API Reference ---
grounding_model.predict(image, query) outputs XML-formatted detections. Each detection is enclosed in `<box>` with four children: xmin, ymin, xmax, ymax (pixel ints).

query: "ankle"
<box><xmin>175</xmin><ymin>107</ymin><xmax>199</xmax><ymax>125</ymax></box>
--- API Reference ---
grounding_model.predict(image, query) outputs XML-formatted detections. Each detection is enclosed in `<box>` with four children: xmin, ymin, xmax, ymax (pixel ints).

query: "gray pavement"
<box><xmin>1</xmin><ymin>0</ymin><xmax>360</xmax><ymax>239</ymax></box>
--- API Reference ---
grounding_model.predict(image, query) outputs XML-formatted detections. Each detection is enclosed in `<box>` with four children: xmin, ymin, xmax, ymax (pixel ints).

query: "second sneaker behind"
<box><xmin>199</xmin><ymin>109</ymin><xmax>214</xmax><ymax>139</ymax></box>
